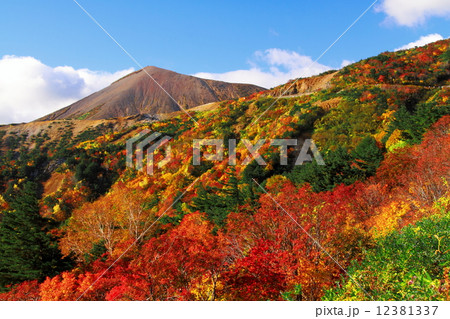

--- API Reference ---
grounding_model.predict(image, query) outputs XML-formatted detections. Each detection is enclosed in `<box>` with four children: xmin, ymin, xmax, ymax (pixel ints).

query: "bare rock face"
<box><xmin>267</xmin><ymin>71</ymin><xmax>337</xmax><ymax>97</ymax></box>
<box><xmin>38</xmin><ymin>66</ymin><xmax>265</xmax><ymax>121</ymax></box>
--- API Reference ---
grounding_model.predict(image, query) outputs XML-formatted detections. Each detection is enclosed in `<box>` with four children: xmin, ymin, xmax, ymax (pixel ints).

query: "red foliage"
<box><xmin>223</xmin><ymin>181</ymin><xmax>367</xmax><ymax>300</ymax></box>
<box><xmin>409</xmin><ymin>116</ymin><xmax>450</xmax><ymax>204</ymax></box>
<box><xmin>0</xmin><ymin>280</ymin><xmax>40</xmax><ymax>301</ymax></box>
<box><xmin>106</xmin><ymin>213</ymin><xmax>227</xmax><ymax>300</ymax></box>
<box><xmin>221</xmin><ymin>240</ymin><xmax>287</xmax><ymax>300</ymax></box>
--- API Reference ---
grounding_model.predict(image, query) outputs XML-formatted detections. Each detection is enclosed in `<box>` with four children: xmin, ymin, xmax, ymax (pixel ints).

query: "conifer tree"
<box><xmin>352</xmin><ymin>136</ymin><xmax>384</xmax><ymax>176</ymax></box>
<box><xmin>0</xmin><ymin>182</ymin><xmax>68</xmax><ymax>289</ymax></box>
<box><xmin>191</xmin><ymin>168</ymin><xmax>241</xmax><ymax>227</ymax></box>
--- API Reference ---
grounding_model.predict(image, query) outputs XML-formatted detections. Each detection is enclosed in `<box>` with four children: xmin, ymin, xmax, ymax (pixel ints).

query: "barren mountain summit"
<box><xmin>38</xmin><ymin>66</ymin><xmax>265</xmax><ymax>121</ymax></box>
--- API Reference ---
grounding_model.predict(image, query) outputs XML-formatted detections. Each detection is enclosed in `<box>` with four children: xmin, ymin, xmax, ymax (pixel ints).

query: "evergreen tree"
<box><xmin>387</xmin><ymin>103</ymin><xmax>450</xmax><ymax>145</ymax></box>
<box><xmin>288</xmin><ymin>147</ymin><xmax>364</xmax><ymax>192</ymax></box>
<box><xmin>0</xmin><ymin>182</ymin><xmax>69</xmax><ymax>290</ymax></box>
<box><xmin>352</xmin><ymin>136</ymin><xmax>384</xmax><ymax>176</ymax></box>
<box><xmin>75</xmin><ymin>155</ymin><xmax>113</xmax><ymax>201</ymax></box>
<box><xmin>190</xmin><ymin>168</ymin><xmax>241</xmax><ymax>228</ymax></box>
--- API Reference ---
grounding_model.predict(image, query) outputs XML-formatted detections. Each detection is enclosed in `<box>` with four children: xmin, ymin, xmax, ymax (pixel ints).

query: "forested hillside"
<box><xmin>0</xmin><ymin>39</ymin><xmax>449</xmax><ymax>301</ymax></box>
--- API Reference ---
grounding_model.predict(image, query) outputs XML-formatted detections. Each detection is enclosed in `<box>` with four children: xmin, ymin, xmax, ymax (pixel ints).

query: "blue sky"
<box><xmin>0</xmin><ymin>0</ymin><xmax>449</xmax><ymax>123</ymax></box>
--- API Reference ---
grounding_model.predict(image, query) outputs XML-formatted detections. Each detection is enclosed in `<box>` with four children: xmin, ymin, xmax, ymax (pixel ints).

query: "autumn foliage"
<box><xmin>0</xmin><ymin>39</ymin><xmax>449</xmax><ymax>301</ymax></box>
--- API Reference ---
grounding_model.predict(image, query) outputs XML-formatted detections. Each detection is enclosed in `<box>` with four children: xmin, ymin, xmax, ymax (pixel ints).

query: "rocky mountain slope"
<box><xmin>38</xmin><ymin>66</ymin><xmax>265</xmax><ymax>121</ymax></box>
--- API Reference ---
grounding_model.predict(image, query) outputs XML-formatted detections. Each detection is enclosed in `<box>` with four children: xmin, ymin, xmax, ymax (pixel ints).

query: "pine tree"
<box><xmin>190</xmin><ymin>168</ymin><xmax>241</xmax><ymax>228</ymax></box>
<box><xmin>289</xmin><ymin>147</ymin><xmax>364</xmax><ymax>192</ymax></box>
<box><xmin>352</xmin><ymin>136</ymin><xmax>384</xmax><ymax>176</ymax></box>
<box><xmin>0</xmin><ymin>182</ymin><xmax>69</xmax><ymax>289</ymax></box>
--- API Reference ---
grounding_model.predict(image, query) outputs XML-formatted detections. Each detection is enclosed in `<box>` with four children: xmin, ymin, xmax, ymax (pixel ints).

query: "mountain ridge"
<box><xmin>37</xmin><ymin>66</ymin><xmax>265</xmax><ymax>121</ymax></box>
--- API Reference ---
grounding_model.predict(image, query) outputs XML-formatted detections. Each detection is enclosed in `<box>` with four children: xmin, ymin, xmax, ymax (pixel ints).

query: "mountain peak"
<box><xmin>38</xmin><ymin>67</ymin><xmax>264</xmax><ymax>121</ymax></box>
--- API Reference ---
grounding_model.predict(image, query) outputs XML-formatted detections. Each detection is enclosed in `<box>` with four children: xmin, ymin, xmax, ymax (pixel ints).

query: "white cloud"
<box><xmin>378</xmin><ymin>0</ymin><xmax>450</xmax><ymax>26</ymax></box>
<box><xmin>395</xmin><ymin>33</ymin><xmax>445</xmax><ymax>51</ymax></box>
<box><xmin>0</xmin><ymin>55</ymin><xmax>133</xmax><ymax>124</ymax></box>
<box><xmin>340</xmin><ymin>60</ymin><xmax>354</xmax><ymax>68</ymax></box>
<box><xmin>194</xmin><ymin>48</ymin><xmax>334</xmax><ymax>88</ymax></box>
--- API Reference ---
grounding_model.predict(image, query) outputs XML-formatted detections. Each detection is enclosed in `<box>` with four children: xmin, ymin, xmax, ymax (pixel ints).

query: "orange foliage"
<box><xmin>0</xmin><ymin>280</ymin><xmax>40</xmax><ymax>301</ymax></box>
<box><xmin>60</xmin><ymin>183</ymin><xmax>157</xmax><ymax>260</ymax></box>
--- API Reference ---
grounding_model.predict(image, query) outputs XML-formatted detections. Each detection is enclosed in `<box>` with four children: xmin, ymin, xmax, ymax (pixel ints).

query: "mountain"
<box><xmin>0</xmin><ymin>39</ymin><xmax>449</xmax><ymax>301</ymax></box>
<box><xmin>38</xmin><ymin>66</ymin><xmax>265</xmax><ymax>121</ymax></box>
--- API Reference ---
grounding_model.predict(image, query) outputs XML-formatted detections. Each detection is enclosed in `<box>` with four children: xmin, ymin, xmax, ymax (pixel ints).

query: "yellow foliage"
<box><xmin>373</xmin><ymin>130</ymin><xmax>386</xmax><ymax>143</ymax></box>
<box><xmin>369</xmin><ymin>201</ymin><xmax>411</xmax><ymax>238</ymax></box>
<box><xmin>265</xmin><ymin>175</ymin><xmax>288</xmax><ymax>193</ymax></box>
<box><xmin>385</xmin><ymin>129</ymin><xmax>404</xmax><ymax>151</ymax></box>
<box><xmin>0</xmin><ymin>195</ymin><xmax>7</xmax><ymax>211</ymax></box>
<box><xmin>53</xmin><ymin>204</ymin><xmax>61</xmax><ymax>214</ymax></box>
<box><xmin>138</xmin><ymin>176</ymin><xmax>149</xmax><ymax>188</ymax></box>
<box><xmin>190</xmin><ymin>274</ymin><xmax>223</xmax><ymax>301</ymax></box>
<box><xmin>434</xmin><ymin>189</ymin><xmax>450</xmax><ymax>215</ymax></box>
<box><xmin>161</xmin><ymin>172</ymin><xmax>173</xmax><ymax>181</ymax></box>
<box><xmin>381</xmin><ymin>109</ymin><xmax>395</xmax><ymax>123</ymax></box>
